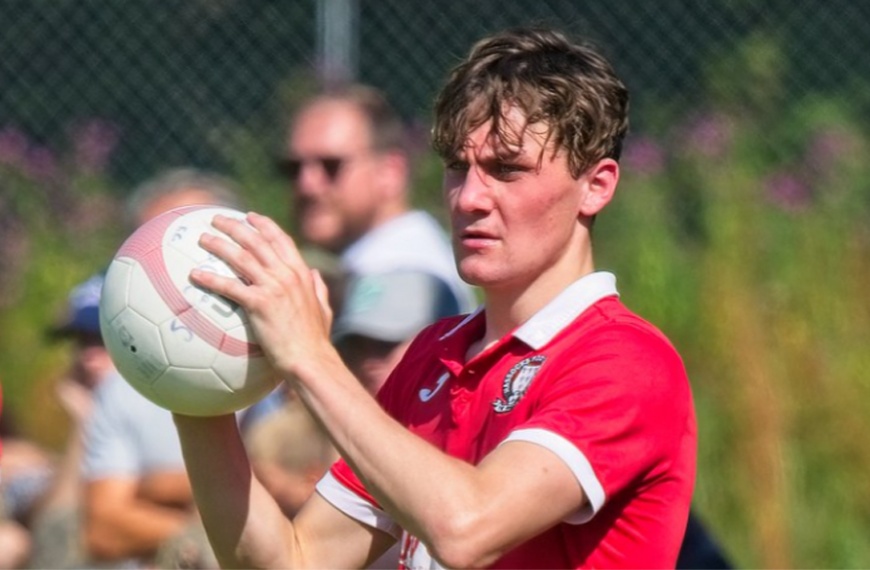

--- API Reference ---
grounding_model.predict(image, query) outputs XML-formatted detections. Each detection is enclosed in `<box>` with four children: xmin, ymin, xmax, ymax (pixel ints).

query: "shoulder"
<box><xmin>578</xmin><ymin>297</ymin><xmax>682</xmax><ymax>363</ymax></box>
<box><xmin>540</xmin><ymin>297</ymin><xmax>689</xmax><ymax>401</ymax></box>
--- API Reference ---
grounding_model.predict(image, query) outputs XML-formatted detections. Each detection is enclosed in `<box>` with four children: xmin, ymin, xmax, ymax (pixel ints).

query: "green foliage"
<box><xmin>3</xmin><ymin>33</ymin><xmax>870</xmax><ymax>569</ymax></box>
<box><xmin>0</xmin><ymin>122</ymin><xmax>126</xmax><ymax>444</ymax></box>
<box><xmin>597</xmin><ymin>58</ymin><xmax>870</xmax><ymax>564</ymax></box>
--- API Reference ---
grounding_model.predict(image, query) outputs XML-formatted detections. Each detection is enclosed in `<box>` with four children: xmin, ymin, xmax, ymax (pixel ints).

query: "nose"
<box><xmin>447</xmin><ymin>165</ymin><xmax>493</xmax><ymax>214</ymax></box>
<box><xmin>294</xmin><ymin>162</ymin><xmax>333</xmax><ymax>198</ymax></box>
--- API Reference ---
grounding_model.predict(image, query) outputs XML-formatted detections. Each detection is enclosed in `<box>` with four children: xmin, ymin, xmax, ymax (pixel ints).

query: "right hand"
<box><xmin>189</xmin><ymin>212</ymin><xmax>336</xmax><ymax>378</ymax></box>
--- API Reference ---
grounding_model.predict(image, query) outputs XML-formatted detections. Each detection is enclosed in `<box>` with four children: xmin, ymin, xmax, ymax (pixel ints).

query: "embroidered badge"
<box><xmin>492</xmin><ymin>355</ymin><xmax>546</xmax><ymax>413</ymax></box>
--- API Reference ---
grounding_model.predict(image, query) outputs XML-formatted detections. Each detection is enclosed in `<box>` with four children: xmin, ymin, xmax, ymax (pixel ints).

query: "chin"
<box><xmin>303</xmin><ymin>222</ymin><xmax>341</xmax><ymax>249</ymax></box>
<box><xmin>458</xmin><ymin>261</ymin><xmax>499</xmax><ymax>288</ymax></box>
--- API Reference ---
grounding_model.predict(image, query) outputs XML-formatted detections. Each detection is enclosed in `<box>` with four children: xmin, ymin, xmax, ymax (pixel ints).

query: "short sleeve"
<box><xmin>507</xmin><ymin>322</ymin><xmax>692</xmax><ymax>522</ymax></box>
<box><xmin>82</xmin><ymin>377</ymin><xmax>140</xmax><ymax>479</ymax></box>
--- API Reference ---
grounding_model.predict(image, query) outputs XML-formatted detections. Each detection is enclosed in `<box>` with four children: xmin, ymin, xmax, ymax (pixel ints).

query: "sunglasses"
<box><xmin>276</xmin><ymin>155</ymin><xmax>349</xmax><ymax>183</ymax></box>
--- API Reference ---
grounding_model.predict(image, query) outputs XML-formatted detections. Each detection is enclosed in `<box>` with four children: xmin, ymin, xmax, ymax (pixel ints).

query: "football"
<box><xmin>99</xmin><ymin>205</ymin><xmax>278</xmax><ymax>416</ymax></box>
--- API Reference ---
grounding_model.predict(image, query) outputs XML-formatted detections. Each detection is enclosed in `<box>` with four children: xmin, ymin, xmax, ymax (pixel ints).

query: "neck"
<box><xmin>481</xmin><ymin>250</ymin><xmax>595</xmax><ymax>346</ymax></box>
<box><xmin>371</xmin><ymin>201</ymin><xmax>409</xmax><ymax>229</ymax></box>
<box><xmin>333</xmin><ymin>204</ymin><xmax>410</xmax><ymax>255</ymax></box>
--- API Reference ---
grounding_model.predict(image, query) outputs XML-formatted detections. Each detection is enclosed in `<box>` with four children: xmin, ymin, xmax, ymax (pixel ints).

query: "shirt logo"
<box><xmin>492</xmin><ymin>355</ymin><xmax>546</xmax><ymax>413</ymax></box>
<box><xmin>419</xmin><ymin>372</ymin><xmax>449</xmax><ymax>402</ymax></box>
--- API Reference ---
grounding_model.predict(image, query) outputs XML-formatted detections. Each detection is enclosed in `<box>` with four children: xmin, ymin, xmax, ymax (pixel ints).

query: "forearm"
<box><xmin>288</xmin><ymin>354</ymin><xmax>498</xmax><ymax>565</ymax></box>
<box><xmin>173</xmin><ymin>413</ymin><xmax>296</xmax><ymax>569</ymax></box>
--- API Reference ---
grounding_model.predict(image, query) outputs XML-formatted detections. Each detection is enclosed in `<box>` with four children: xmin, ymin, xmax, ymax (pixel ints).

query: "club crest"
<box><xmin>493</xmin><ymin>355</ymin><xmax>546</xmax><ymax>413</ymax></box>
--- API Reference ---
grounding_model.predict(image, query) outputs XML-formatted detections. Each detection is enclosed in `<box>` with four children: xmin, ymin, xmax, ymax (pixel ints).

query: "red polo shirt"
<box><xmin>316</xmin><ymin>272</ymin><xmax>696</xmax><ymax>568</ymax></box>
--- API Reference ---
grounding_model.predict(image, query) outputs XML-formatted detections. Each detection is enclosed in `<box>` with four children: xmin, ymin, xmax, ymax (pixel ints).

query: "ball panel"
<box><xmin>100</xmin><ymin>258</ymin><xmax>134</xmax><ymax>324</ymax></box>
<box><xmin>158</xmin><ymin>311</ymin><xmax>219</xmax><ymax>369</ymax></box>
<box><xmin>152</xmin><ymin>367</ymin><xmax>241</xmax><ymax>417</ymax></box>
<box><xmin>103</xmin><ymin>307</ymin><xmax>168</xmax><ymax>388</ymax></box>
<box><xmin>115</xmin><ymin>208</ymin><xmax>181</xmax><ymax>260</ymax></box>
<box><xmin>213</xmin><ymin>352</ymin><xmax>276</xmax><ymax>393</ymax></box>
<box><xmin>126</xmin><ymin>258</ymin><xmax>176</xmax><ymax>327</ymax></box>
<box><xmin>163</xmin><ymin>208</ymin><xmax>252</xmax><ymax>332</ymax></box>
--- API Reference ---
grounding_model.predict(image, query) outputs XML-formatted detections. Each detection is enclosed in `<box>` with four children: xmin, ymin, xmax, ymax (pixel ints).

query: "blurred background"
<box><xmin>1</xmin><ymin>1</ymin><xmax>869</xmax><ymax>567</ymax></box>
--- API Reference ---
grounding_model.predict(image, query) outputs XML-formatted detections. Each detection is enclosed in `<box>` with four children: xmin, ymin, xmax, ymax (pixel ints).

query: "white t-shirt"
<box><xmin>82</xmin><ymin>372</ymin><xmax>184</xmax><ymax>480</ymax></box>
<box><xmin>340</xmin><ymin>210</ymin><xmax>477</xmax><ymax>313</ymax></box>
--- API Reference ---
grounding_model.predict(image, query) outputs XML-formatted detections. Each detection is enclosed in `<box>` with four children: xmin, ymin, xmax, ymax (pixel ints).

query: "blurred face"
<box><xmin>285</xmin><ymin>100</ymin><xmax>389</xmax><ymax>253</ymax></box>
<box><xmin>71</xmin><ymin>334</ymin><xmax>115</xmax><ymax>389</ymax></box>
<box><xmin>443</xmin><ymin>106</ymin><xmax>594</xmax><ymax>296</ymax></box>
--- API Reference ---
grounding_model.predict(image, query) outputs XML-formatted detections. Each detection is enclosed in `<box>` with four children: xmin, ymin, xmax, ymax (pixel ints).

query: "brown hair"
<box><xmin>432</xmin><ymin>26</ymin><xmax>629</xmax><ymax>177</ymax></box>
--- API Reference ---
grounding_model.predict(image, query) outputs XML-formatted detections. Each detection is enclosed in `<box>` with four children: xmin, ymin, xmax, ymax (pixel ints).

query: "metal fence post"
<box><xmin>317</xmin><ymin>0</ymin><xmax>359</xmax><ymax>87</ymax></box>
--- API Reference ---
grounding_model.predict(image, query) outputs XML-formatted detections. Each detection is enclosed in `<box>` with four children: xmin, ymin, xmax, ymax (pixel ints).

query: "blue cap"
<box><xmin>49</xmin><ymin>273</ymin><xmax>104</xmax><ymax>338</ymax></box>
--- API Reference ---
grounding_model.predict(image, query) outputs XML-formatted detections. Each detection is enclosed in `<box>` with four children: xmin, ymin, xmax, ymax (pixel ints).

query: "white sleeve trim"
<box><xmin>314</xmin><ymin>471</ymin><xmax>402</xmax><ymax>539</ymax></box>
<box><xmin>502</xmin><ymin>428</ymin><xmax>606</xmax><ymax>524</ymax></box>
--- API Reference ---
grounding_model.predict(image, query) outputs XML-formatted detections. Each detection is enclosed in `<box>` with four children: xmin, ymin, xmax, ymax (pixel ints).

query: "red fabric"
<box><xmin>330</xmin><ymin>296</ymin><xmax>696</xmax><ymax>568</ymax></box>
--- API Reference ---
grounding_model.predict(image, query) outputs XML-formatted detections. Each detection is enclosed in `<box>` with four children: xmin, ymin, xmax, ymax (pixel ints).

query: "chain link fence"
<box><xmin>2</xmin><ymin>0</ymin><xmax>868</xmax><ymax>184</ymax></box>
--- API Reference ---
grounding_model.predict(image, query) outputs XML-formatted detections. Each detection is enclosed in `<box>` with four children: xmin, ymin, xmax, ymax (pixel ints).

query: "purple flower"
<box><xmin>804</xmin><ymin>127</ymin><xmax>859</xmax><ymax>175</ymax></box>
<box><xmin>23</xmin><ymin>145</ymin><xmax>59</xmax><ymax>182</ymax></box>
<box><xmin>622</xmin><ymin>135</ymin><xmax>666</xmax><ymax>176</ymax></box>
<box><xmin>764</xmin><ymin>171</ymin><xmax>812</xmax><ymax>213</ymax></box>
<box><xmin>0</xmin><ymin>126</ymin><xmax>30</xmax><ymax>168</ymax></box>
<box><xmin>70</xmin><ymin>118</ymin><xmax>121</xmax><ymax>173</ymax></box>
<box><xmin>677</xmin><ymin>112</ymin><xmax>734</xmax><ymax>159</ymax></box>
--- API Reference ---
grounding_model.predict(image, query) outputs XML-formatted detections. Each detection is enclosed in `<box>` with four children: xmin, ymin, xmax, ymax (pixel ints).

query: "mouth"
<box><xmin>458</xmin><ymin>227</ymin><xmax>498</xmax><ymax>248</ymax></box>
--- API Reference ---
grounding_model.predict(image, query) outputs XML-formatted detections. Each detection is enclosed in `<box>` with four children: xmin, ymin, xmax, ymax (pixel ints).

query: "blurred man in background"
<box><xmin>280</xmin><ymin>83</ymin><xmax>477</xmax><ymax>315</ymax></box>
<box><xmin>237</xmin><ymin>84</ymin><xmax>482</xmax><ymax>455</ymax></box>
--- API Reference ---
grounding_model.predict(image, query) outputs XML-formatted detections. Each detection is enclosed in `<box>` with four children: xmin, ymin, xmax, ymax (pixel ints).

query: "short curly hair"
<box><xmin>432</xmin><ymin>26</ymin><xmax>629</xmax><ymax>178</ymax></box>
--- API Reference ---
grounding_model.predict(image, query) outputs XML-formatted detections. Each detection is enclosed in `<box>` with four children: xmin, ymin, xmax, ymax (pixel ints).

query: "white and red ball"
<box><xmin>99</xmin><ymin>205</ymin><xmax>277</xmax><ymax>416</ymax></box>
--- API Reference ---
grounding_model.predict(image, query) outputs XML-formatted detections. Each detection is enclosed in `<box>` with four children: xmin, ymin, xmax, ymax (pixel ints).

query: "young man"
<box><xmin>176</xmin><ymin>26</ymin><xmax>696</xmax><ymax>568</ymax></box>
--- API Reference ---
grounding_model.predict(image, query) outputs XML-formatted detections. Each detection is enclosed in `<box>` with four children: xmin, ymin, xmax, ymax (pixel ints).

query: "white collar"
<box><xmin>441</xmin><ymin>272</ymin><xmax>619</xmax><ymax>349</ymax></box>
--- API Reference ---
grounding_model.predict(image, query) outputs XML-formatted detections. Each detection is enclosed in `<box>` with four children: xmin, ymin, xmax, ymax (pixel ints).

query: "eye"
<box><xmin>444</xmin><ymin>159</ymin><xmax>469</xmax><ymax>173</ymax></box>
<box><xmin>491</xmin><ymin>161</ymin><xmax>526</xmax><ymax>180</ymax></box>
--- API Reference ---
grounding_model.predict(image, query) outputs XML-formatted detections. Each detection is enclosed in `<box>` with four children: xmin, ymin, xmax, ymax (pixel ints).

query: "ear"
<box><xmin>578</xmin><ymin>158</ymin><xmax>619</xmax><ymax>217</ymax></box>
<box><xmin>376</xmin><ymin>150</ymin><xmax>410</xmax><ymax>201</ymax></box>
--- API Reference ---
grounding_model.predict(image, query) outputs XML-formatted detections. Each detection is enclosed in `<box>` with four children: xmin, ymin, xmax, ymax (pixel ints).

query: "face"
<box><xmin>285</xmin><ymin>100</ymin><xmax>389</xmax><ymax>253</ymax></box>
<box><xmin>443</xmin><ymin>106</ymin><xmax>595</xmax><ymax>296</ymax></box>
<box><xmin>71</xmin><ymin>334</ymin><xmax>114</xmax><ymax>389</ymax></box>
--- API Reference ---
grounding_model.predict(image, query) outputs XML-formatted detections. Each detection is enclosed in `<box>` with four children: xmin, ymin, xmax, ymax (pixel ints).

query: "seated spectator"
<box><xmin>333</xmin><ymin>270</ymin><xmax>465</xmax><ymax>395</ymax></box>
<box><xmin>27</xmin><ymin>273</ymin><xmax>116</xmax><ymax>569</ymax></box>
<box><xmin>78</xmin><ymin>168</ymin><xmax>241</xmax><ymax>568</ymax></box>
